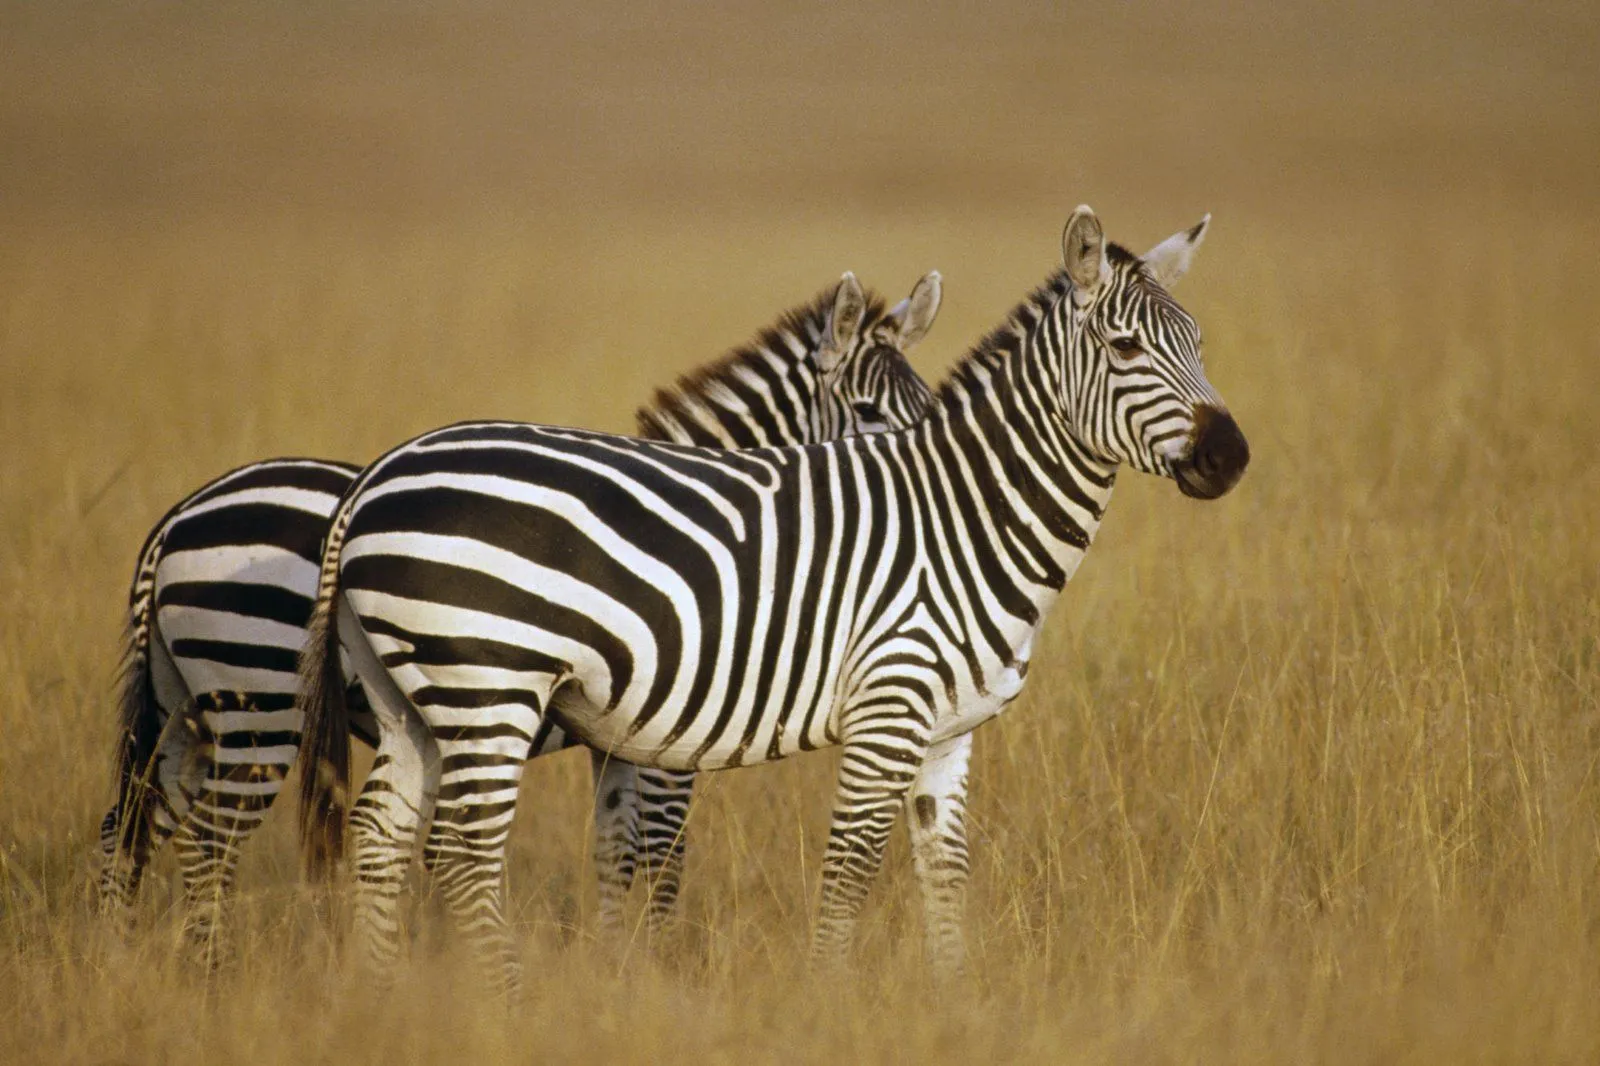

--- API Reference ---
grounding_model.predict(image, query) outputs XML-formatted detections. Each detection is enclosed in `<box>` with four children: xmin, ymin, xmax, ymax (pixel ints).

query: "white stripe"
<box><xmin>157</xmin><ymin>544</ymin><xmax>319</xmax><ymax>595</ymax></box>
<box><xmin>158</xmin><ymin>605</ymin><xmax>308</xmax><ymax>652</ymax></box>
<box><xmin>178</xmin><ymin>485</ymin><xmax>341</xmax><ymax>522</ymax></box>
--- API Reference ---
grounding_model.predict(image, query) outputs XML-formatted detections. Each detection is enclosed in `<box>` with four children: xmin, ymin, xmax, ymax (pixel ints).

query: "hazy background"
<box><xmin>2</xmin><ymin>2</ymin><xmax>1598</xmax><ymax>1062</ymax></box>
<box><xmin>3</xmin><ymin>2</ymin><xmax>1595</xmax><ymax>224</ymax></box>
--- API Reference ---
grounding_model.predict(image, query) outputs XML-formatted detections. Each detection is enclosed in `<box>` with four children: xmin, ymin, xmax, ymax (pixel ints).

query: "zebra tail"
<box><xmin>107</xmin><ymin>523</ymin><xmax>168</xmax><ymax>861</ymax></box>
<box><xmin>296</xmin><ymin>492</ymin><xmax>356</xmax><ymax>881</ymax></box>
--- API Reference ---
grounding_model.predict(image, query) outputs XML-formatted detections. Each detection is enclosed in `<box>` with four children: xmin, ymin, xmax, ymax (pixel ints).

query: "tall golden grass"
<box><xmin>2</xmin><ymin>3</ymin><xmax>1598</xmax><ymax>1062</ymax></box>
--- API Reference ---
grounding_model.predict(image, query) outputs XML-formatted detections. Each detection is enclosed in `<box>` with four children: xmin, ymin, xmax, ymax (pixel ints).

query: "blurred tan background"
<box><xmin>4</xmin><ymin>1</ymin><xmax>1595</xmax><ymax>223</ymax></box>
<box><xmin>2</xmin><ymin>3</ymin><xmax>1599</xmax><ymax>1062</ymax></box>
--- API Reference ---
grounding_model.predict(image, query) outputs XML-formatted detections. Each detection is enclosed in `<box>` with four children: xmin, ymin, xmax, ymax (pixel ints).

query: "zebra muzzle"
<box><xmin>1174</xmin><ymin>405</ymin><xmax>1249</xmax><ymax>500</ymax></box>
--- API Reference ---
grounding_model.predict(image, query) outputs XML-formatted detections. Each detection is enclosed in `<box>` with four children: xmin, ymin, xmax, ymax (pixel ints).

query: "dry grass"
<box><xmin>3</xmin><ymin>3</ymin><xmax>1599</xmax><ymax>1062</ymax></box>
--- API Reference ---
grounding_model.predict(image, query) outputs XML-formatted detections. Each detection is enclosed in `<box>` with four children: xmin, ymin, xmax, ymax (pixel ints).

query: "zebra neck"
<box><xmin>923</xmin><ymin>302</ymin><xmax>1119</xmax><ymax>598</ymax></box>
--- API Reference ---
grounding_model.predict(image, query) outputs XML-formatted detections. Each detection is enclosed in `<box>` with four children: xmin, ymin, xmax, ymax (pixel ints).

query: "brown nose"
<box><xmin>1176</xmin><ymin>404</ymin><xmax>1249</xmax><ymax>499</ymax></box>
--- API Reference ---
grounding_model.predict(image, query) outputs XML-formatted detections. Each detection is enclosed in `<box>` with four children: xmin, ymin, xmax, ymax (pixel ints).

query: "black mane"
<box><xmin>933</xmin><ymin>243</ymin><xmax>1142</xmax><ymax>410</ymax></box>
<box><xmin>636</xmin><ymin>282</ymin><xmax>889</xmax><ymax>441</ymax></box>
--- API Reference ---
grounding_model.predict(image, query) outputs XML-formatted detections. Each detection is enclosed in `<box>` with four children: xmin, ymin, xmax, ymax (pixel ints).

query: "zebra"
<box><xmin>96</xmin><ymin>271</ymin><xmax>942</xmax><ymax>956</ymax></box>
<box><xmin>296</xmin><ymin>206</ymin><xmax>1250</xmax><ymax>989</ymax></box>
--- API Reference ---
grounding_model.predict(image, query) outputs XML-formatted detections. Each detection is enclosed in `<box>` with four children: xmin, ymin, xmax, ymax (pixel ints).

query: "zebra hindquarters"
<box><xmin>341</xmin><ymin>582</ymin><xmax>561</xmax><ymax>995</ymax></box>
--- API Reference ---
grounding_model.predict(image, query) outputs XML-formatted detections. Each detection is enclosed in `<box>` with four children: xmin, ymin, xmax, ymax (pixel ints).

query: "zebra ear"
<box><xmin>1142</xmin><ymin>214</ymin><xmax>1211</xmax><ymax>289</ymax></box>
<box><xmin>886</xmin><ymin>270</ymin><xmax>942</xmax><ymax>349</ymax></box>
<box><xmin>820</xmin><ymin>272</ymin><xmax>867</xmax><ymax>372</ymax></box>
<box><xmin>1062</xmin><ymin>206</ymin><xmax>1107</xmax><ymax>293</ymax></box>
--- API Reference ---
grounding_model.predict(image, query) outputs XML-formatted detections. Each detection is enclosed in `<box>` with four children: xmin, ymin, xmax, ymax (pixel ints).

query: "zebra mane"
<box><xmin>635</xmin><ymin>283</ymin><xmax>889</xmax><ymax>442</ymax></box>
<box><xmin>934</xmin><ymin>243</ymin><xmax>1142</xmax><ymax>409</ymax></box>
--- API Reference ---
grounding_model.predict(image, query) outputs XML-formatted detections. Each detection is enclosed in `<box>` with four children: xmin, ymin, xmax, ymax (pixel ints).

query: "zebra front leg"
<box><xmin>588</xmin><ymin>751</ymin><xmax>641</xmax><ymax>936</ymax></box>
<box><xmin>904</xmin><ymin>732</ymin><xmax>973</xmax><ymax>976</ymax></box>
<box><xmin>421</xmin><ymin>712</ymin><xmax>537</xmax><ymax>995</ymax></box>
<box><xmin>635</xmin><ymin>767</ymin><xmax>694</xmax><ymax>934</ymax></box>
<box><xmin>811</xmin><ymin>709</ymin><xmax>930</xmax><ymax>965</ymax></box>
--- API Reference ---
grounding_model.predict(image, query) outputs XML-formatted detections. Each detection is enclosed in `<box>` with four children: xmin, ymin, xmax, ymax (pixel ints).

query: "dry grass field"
<box><xmin>3</xmin><ymin>2</ymin><xmax>1599</xmax><ymax>1062</ymax></box>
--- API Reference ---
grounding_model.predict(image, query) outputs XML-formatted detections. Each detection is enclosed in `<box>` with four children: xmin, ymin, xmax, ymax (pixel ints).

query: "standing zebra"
<box><xmin>298</xmin><ymin>206</ymin><xmax>1249</xmax><ymax>988</ymax></box>
<box><xmin>97</xmin><ymin>271</ymin><xmax>942</xmax><ymax>955</ymax></box>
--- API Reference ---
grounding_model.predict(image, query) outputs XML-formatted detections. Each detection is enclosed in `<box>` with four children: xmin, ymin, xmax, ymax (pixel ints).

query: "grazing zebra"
<box><xmin>298</xmin><ymin>206</ymin><xmax>1249</xmax><ymax>989</ymax></box>
<box><xmin>97</xmin><ymin>271</ymin><xmax>942</xmax><ymax>954</ymax></box>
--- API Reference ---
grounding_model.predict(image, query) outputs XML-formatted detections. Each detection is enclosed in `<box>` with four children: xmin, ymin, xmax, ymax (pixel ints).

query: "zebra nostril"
<box><xmin>1194</xmin><ymin>409</ymin><xmax>1248</xmax><ymax>482</ymax></box>
<box><xmin>1181</xmin><ymin>405</ymin><xmax>1249</xmax><ymax>497</ymax></box>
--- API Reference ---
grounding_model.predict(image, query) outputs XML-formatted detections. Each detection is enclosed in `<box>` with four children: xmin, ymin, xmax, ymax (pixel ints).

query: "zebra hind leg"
<box><xmin>169</xmin><ymin>691</ymin><xmax>289</xmax><ymax>967</ymax></box>
<box><xmin>635</xmin><ymin>767</ymin><xmax>694</xmax><ymax>936</ymax></box>
<box><xmin>422</xmin><ymin>736</ymin><xmax>534</xmax><ymax>996</ymax></box>
<box><xmin>810</xmin><ymin>708</ymin><xmax>931</xmax><ymax>966</ymax></box>
<box><xmin>588</xmin><ymin>750</ymin><xmax>641</xmax><ymax>937</ymax></box>
<box><xmin>97</xmin><ymin>711</ymin><xmax>190</xmax><ymax>926</ymax></box>
<box><xmin>904</xmin><ymin>732</ymin><xmax>973</xmax><ymax>976</ymax></box>
<box><xmin>97</xmin><ymin>804</ymin><xmax>177</xmax><ymax>926</ymax></box>
<box><xmin>348</xmin><ymin>691</ymin><xmax>441</xmax><ymax>984</ymax></box>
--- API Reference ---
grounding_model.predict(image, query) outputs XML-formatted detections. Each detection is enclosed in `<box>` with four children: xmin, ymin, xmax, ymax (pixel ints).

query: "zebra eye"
<box><xmin>1109</xmin><ymin>335</ymin><xmax>1142</xmax><ymax>355</ymax></box>
<box><xmin>852</xmin><ymin>402</ymin><xmax>885</xmax><ymax>422</ymax></box>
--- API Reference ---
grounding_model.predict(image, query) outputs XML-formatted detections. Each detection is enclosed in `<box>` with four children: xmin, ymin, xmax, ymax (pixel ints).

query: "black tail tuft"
<box><xmin>107</xmin><ymin>508</ymin><xmax>171</xmax><ymax>872</ymax></box>
<box><xmin>107</xmin><ymin>623</ymin><xmax>163</xmax><ymax>864</ymax></box>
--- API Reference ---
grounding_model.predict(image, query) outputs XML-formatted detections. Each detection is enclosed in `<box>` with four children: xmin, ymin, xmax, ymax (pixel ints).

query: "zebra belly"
<box><xmin>928</xmin><ymin>683</ymin><xmax>1019</xmax><ymax>746</ymax></box>
<box><xmin>927</xmin><ymin>637</ymin><xmax>1033</xmax><ymax>746</ymax></box>
<box><xmin>558</xmin><ymin>715</ymin><xmax>708</xmax><ymax>772</ymax></box>
<box><xmin>547</xmin><ymin>681</ymin><xmax>841</xmax><ymax>772</ymax></box>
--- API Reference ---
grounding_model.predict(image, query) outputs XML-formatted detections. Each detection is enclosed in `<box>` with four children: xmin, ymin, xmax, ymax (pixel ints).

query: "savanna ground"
<box><xmin>2</xmin><ymin>2</ymin><xmax>1598</xmax><ymax>1062</ymax></box>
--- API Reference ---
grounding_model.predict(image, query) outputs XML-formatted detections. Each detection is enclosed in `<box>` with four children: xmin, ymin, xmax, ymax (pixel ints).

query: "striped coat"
<box><xmin>298</xmin><ymin>208</ymin><xmax>1249</xmax><ymax>988</ymax></box>
<box><xmin>97</xmin><ymin>272</ymin><xmax>940</xmax><ymax>955</ymax></box>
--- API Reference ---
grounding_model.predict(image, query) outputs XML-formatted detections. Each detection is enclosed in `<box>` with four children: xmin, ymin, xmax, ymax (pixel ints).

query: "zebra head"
<box><xmin>814</xmin><ymin>271</ymin><xmax>941</xmax><ymax>437</ymax></box>
<box><xmin>1058</xmin><ymin>205</ymin><xmax>1249</xmax><ymax>499</ymax></box>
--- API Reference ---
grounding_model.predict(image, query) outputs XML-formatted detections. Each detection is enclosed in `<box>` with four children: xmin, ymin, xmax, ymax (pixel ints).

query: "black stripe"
<box><xmin>359</xmin><ymin>615</ymin><xmax>570</xmax><ymax>676</ymax></box>
<box><xmin>214</xmin><ymin>729</ymin><xmax>300</xmax><ymax>749</ymax></box>
<box><xmin>161</xmin><ymin>502</ymin><xmax>332</xmax><ymax>564</ymax></box>
<box><xmin>169</xmin><ymin>638</ymin><xmax>299</xmax><ymax>673</ymax></box>
<box><xmin>345</xmin><ymin>553</ymin><xmax>630</xmax><ymax>703</ymax></box>
<box><xmin>159</xmin><ymin>581</ymin><xmax>315</xmax><ymax>629</ymax></box>
<box><xmin>412</xmin><ymin>686</ymin><xmax>546</xmax><ymax>710</ymax></box>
